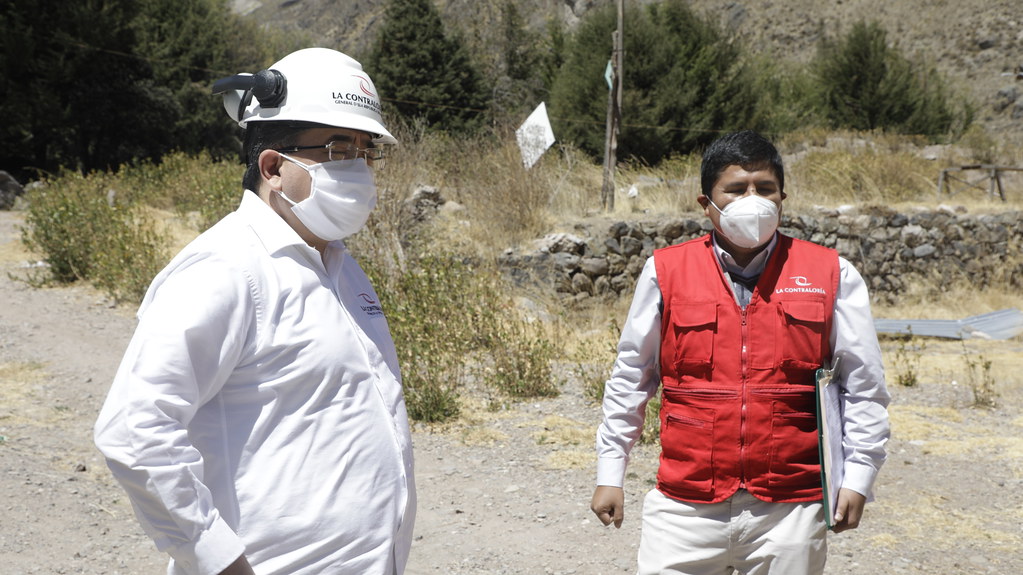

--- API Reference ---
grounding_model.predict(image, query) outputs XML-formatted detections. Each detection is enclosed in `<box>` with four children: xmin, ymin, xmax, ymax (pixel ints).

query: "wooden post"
<box><xmin>995</xmin><ymin>168</ymin><xmax>1006</xmax><ymax>201</ymax></box>
<box><xmin>600</xmin><ymin>0</ymin><xmax>624</xmax><ymax>212</ymax></box>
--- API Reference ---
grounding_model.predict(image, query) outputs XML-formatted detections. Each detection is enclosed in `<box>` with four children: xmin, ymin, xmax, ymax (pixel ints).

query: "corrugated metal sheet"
<box><xmin>874</xmin><ymin>308</ymin><xmax>1023</xmax><ymax>340</ymax></box>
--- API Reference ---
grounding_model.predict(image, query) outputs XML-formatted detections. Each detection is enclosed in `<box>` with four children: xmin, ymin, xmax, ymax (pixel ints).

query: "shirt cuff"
<box><xmin>166</xmin><ymin>517</ymin><xmax>246</xmax><ymax>575</ymax></box>
<box><xmin>596</xmin><ymin>456</ymin><xmax>628</xmax><ymax>488</ymax></box>
<box><xmin>841</xmin><ymin>461</ymin><xmax>879</xmax><ymax>502</ymax></box>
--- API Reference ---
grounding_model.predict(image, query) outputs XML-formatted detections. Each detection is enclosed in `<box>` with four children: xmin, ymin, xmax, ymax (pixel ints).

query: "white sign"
<box><xmin>515</xmin><ymin>102</ymin><xmax>556</xmax><ymax>169</ymax></box>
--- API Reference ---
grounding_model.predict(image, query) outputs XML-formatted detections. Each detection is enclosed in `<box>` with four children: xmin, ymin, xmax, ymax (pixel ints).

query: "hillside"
<box><xmin>232</xmin><ymin>0</ymin><xmax>1023</xmax><ymax>144</ymax></box>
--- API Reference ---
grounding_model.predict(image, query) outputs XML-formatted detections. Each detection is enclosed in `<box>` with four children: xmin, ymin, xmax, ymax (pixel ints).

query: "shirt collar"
<box><xmin>238</xmin><ymin>191</ymin><xmax>346</xmax><ymax>257</ymax></box>
<box><xmin>711</xmin><ymin>232</ymin><xmax>778</xmax><ymax>280</ymax></box>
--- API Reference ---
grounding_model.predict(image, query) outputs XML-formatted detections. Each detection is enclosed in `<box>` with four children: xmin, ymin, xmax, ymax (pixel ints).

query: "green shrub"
<box><xmin>490</xmin><ymin>316</ymin><xmax>560</xmax><ymax>398</ymax></box>
<box><xmin>365</xmin><ymin>254</ymin><xmax>483</xmax><ymax>422</ymax></box>
<box><xmin>362</xmin><ymin>250</ymin><xmax>560</xmax><ymax>422</ymax></box>
<box><xmin>89</xmin><ymin>208</ymin><xmax>168</xmax><ymax>304</ymax></box>
<box><xmin>21</xmin><ymin>169</ymin><xmax>168</xmax><ymax>303</ymax></box>
<box><xmin>122</xmin><ymin>151</ymin><xmax>242</xmax><ymax>231</ymax></box>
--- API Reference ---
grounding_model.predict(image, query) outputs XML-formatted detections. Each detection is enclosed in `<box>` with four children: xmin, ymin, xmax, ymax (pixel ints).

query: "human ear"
<box><xmin>258</xmin><ymin>149</ymin><xmax>284</xmax><ymax>191</ymax></box>
<box><xmin>696</xmin><ymin>194</ymin><xmax>712</xmax><ymax>216</ymax></box>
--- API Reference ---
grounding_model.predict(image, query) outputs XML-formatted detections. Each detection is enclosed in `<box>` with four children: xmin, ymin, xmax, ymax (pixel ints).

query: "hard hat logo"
<box><xmin>355</xmin><ymin>76</ymin><xmax>377</xmax><ymax>98</ymax></box>
<box><xmin>336</xmin><ymin>76</ymin><xmax>383</xmax><ymax>117</ymax></box>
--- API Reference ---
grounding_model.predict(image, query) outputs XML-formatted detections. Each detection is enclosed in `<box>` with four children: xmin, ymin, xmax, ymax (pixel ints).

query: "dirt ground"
<box><xmin>1</xmin><ymin>208</ymin><xmax>1021</xmax><ymax>574</ymax></box>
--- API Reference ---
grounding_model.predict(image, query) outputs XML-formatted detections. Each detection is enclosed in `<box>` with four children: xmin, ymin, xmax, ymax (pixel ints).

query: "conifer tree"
<box><xmin>813</xmin><ymin>20</ymin><xmax>969</xmax><ymax>137</ymax></box>
<box><xmin>549</xmin><ymin>0</ymin><xmax>761</xmax><ymax>165</ymax></box>
<box><xmin>488</xmin><ymin>1</ymin><xmax>549</xmax><ymax>125</ymax></box>
<box><xmin>367</xmin><ymin>0</ymin><xmax>488</xmax><ymax>133</ymax></box>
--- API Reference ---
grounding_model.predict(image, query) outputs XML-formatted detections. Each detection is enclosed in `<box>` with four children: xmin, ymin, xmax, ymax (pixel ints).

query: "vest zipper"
<box><xmin>739</xmin><ymin>307</ymin><xmax>749</xmax><ymax>489</ymax></box>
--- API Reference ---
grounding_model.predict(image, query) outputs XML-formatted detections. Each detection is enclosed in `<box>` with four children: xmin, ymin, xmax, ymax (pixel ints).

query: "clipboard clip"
<box><xmin>816</xmin><ymin>356</ymin><xmax>841</xmax><ymax>387</ymax></box>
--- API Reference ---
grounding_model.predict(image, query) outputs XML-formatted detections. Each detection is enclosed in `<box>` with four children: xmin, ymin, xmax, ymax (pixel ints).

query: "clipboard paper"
<box><xmin>815</xmin><ymin>357</ymin><xmax>845</xmax><ymax>529</ymax></box>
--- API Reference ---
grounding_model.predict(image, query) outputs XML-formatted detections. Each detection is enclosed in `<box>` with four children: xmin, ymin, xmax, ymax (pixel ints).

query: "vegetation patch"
<box><xmin>0</xmin><ymin>362</ymin><xmax>69</xmax><ymax>428</ymax></box>
<box><xmin>881</xmin><ymin>493</ymin><xmax>1022</xmax><ymax>549</ymax></box>
<box><xmin>530</xmin><ymin>415</ymin><xmax>592</xmax><ymax>447</ymax></box>
<box><xmin>545</xmin><ymin>450</ymin><xmax>592</xmax><ymax>470</ymax></box>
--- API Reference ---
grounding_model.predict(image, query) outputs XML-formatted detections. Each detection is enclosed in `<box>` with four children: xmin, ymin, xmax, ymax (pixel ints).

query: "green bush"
<box><xmin>21</xmin><ymin>170</ymin><xmax>168</xmax><ymax>303</ymax></box>
<box><xmin>490</xmin><ymin>316</ymin><xmax>559</xmax><ymax>398</ymax></box>
<box><xmin>18</xmin><ymin>152</ymin><xmax>242</xmax><ymax>303</ymax></box>
<box><xmin>365</xmin><ymin>254</ymin><xmax>483</xmax><ymax>422</ymax></box>
<box><xmin>363</xmin><ymin>251</ymin><xmax>560</xmax><ymax>422</ymax></box>
<box><xmin>122</xmin><ymin>151</ymin><xmax>242</xmax><ymax>231</ymax></box>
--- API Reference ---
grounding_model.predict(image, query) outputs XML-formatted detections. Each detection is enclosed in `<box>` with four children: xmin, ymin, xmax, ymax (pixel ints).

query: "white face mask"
<box><xmin>709</xmin><ymin>194</ymin><xmax>780</xmax><ymax>249</ymax></box>
<box><xmin>276</xmin><ymin>154</ymin><xmax>377</xmax><ymax>241</ymax></box>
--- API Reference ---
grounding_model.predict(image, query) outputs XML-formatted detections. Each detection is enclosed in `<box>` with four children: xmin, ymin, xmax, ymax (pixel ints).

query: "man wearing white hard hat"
<box><xmin>94</xmin><ymin>48</ymin><xmax>416</xmax><ymax>575</ymax></box>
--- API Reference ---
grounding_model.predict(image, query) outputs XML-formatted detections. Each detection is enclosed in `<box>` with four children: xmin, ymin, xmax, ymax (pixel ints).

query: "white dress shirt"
<box><xmin>95</xmin><ymin>192</ymin><xmax>416</xmax><ymax>575</ymax></box>
<box><xmin>596</xmin><ymin>233</ymin><xmax>890</xmax><ymax>500</ymax></box>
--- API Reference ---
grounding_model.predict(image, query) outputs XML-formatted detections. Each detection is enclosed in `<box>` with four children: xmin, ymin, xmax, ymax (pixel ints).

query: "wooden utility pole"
<box><xmin>601</xmin><ymin>0</ymin><xmax>624</xmax><ymax>212</ymax></box>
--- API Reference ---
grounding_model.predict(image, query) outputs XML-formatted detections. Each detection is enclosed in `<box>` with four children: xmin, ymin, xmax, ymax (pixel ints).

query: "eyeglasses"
<box><xmin>274</xmin><ymin>141</ymin><xmax>386</xmax><ymax>162</ymax></box>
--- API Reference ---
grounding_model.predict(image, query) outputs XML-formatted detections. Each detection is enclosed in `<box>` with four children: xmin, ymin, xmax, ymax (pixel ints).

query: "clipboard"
<box><xmin>815</xmin><ymin>356</ymin><xmax>844</xmax><ymax>529</ymax></box>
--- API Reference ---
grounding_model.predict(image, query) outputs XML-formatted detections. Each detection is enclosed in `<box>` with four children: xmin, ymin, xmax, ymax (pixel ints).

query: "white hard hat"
<box><xmin>213</xmin><ymin>48</ymin><xmax>396</xmax><ymax>144</ymax></box>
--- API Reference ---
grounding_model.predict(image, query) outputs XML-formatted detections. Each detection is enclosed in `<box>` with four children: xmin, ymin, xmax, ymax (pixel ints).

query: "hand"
<box><xmin>832</xmin><ymin>487</ymin><xmax>867</xmax><ymax>533</ymax></box>
<box><xmin>218</xmin><ymin>555</ymin><xmax>255</xmax><ymax>575</ymax></box>
<box><xmin>591</xmin><ymin>485</ymin><xmax>625</xmax><ymax>528</ymax></box>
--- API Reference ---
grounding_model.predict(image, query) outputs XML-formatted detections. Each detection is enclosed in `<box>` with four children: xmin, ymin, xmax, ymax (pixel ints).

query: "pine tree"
<box><xmin>367</xmin><ymin>0</ymin><xmax>488</xmax><ymax>133</ymax></box>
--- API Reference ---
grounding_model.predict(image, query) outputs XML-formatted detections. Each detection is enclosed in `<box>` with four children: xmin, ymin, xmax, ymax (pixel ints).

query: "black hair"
<box><xmin>699</xmin><ymin>130</ymin><xmax>784</xmax><ymax>197</ymax></box>
<box><xmin>241</xmin><ymin>120</ymin><xmax>325</xmax><ymax>193</ymax></box>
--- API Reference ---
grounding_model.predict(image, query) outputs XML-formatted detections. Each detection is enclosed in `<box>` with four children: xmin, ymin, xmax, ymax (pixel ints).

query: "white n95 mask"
<box><xmin>276</xmin><ymin>154</ymin><xmax>377</xmax><ymax>241</ymax></box>
<box><xmin>709</xmin><ymin>195</ymin><xmax>780</xmax><ymax>249</ymax></box>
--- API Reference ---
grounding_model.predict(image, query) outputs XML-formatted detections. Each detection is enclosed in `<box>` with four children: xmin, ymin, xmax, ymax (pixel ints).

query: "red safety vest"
<box><xmin>653</xmin><ymin>234</ymin><xmax>839</xmax><ymax>504</ymax></box>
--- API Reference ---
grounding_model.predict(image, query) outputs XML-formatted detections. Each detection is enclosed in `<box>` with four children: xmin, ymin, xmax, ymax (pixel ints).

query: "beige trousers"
<box><xmin>637</xmin><ymin>488</ymin><xmax>827</xmax><ymax>575</ymax></box>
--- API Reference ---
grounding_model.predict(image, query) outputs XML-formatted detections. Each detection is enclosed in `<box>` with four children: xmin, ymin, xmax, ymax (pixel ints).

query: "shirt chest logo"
<box><xmin>357</xmin><ymin>292</ymin><xmax>384</xmax><ymax>317</ymax></box>
<box><xmin>777</xmin><ymin>276</ymin><xmax>826</xmax><ymax>295</ymax></box>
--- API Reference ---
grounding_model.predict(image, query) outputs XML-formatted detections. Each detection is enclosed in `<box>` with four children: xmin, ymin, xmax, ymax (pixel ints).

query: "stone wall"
<box><xmin>498</xmin><ymin>206</ymin><xmax>1023</xmax><ymax>304</ymax></box>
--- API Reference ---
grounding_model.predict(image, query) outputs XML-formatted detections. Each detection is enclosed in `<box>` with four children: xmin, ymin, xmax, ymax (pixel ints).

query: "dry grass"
<box><xmin>529</xmin><ymin>415</ymin><xmax>592</xmax><ymax>446</ymax></box>
<box><xmin>0</xmin><ymin>362</ymin><xmax>72</xmax><ymax>428</ymax></box>
<box><xmin>0</xmin><ymin>213</ymin><xmax>32</xmax><ymax>265</ymax></box>
<box><xmin>545</xmin><ymin>449</ymin><xmax>593</xmax><ymax>470</ymax></box>
<box><xmin>873</xmin><ymin>278</ymin><xmax>1023</xmax><ymax>322</ymax></box>
<box><xmin>778</xmin><ymin>129</ymin><xmax>1023</xmax><ymax>211</ymax></box>
<box><xmin>881</xmin><ymin>492</ymin><xmax>1022</xmax><ymax>549</ymax></box>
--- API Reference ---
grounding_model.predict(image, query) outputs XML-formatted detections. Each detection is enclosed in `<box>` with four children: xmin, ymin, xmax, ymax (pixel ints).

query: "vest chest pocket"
<box><xmin>668</xmin><ymin>302</ymin><xmax>717</xmax><ymax>376</ymax></box>
<box><xmin>778</xmin><ymin>300</ymin><xmax>827</xmax><ymax>373</ymax></box>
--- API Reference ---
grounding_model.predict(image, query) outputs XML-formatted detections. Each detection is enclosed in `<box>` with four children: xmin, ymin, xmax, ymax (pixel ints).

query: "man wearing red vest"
<box><xmin>591</xmin><ymin>130</ymin><xmax>890</xmax><ymax>574</ymax></box>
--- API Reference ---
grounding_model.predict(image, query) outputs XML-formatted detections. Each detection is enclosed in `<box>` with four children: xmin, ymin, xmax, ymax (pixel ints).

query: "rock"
<box><xmin>0</xmin><ymin>171</ymin><xmax>25</xmax><ymax>210</ymax></box>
